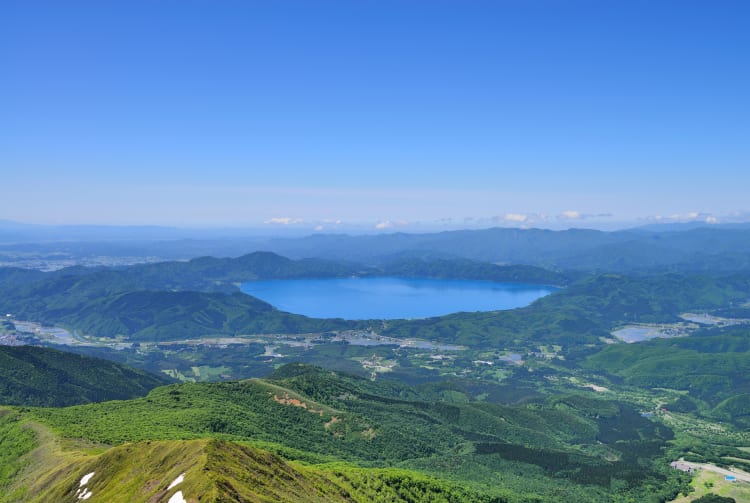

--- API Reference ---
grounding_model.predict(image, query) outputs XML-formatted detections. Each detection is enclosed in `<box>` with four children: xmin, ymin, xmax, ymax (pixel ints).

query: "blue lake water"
<box><xmin>240</xmin><ymin>277</ymin><xmax>557</xmax><ymax>320</ymax></box>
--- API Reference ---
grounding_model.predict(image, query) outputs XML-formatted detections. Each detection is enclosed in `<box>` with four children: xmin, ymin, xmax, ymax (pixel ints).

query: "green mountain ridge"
<box><xmin>9</xmin><ymin>364</ymin><xmax>686</xmax><ymax>502</ymax></box>
<box><xmin>0</xmin><ymin>418</ymin><xmax>500</xmax><ymax>503</ymax></box>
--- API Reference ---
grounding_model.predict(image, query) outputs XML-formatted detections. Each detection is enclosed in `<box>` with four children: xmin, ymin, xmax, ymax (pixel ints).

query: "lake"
<box><xmin>240</xmin><ymin>277</ymin><xmax>557</xmax><ymax>320</ymax></box>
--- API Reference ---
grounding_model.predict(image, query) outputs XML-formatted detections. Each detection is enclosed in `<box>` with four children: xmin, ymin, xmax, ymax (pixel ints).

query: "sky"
<box><xmin>2</xmin><ymin>0</ymin><xmax>749</xmax><ymax>232</ymax></box>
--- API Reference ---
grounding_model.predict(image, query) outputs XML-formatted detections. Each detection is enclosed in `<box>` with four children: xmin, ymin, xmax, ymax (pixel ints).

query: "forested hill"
<box><xmin>0</xmin><ymin>251</ymin><xmax>567</xmax><ymax>295</ymax></box>
<box><xmin>0</xmin><ymin>289</ymin><xmax>361</xmax><ymax>340</ymax></box>
<box><xmin>118</xmin><ymin>251</ymin><xmax>366</xmax><ymax>292</ymax></box>
<box><xmin>0</xmin><ymin>252</ymin><xmax>371</xmax><ymax>339</ymax></box>
<box><xmin>381</xmin><ymin>273</ymin><xmax>750</xmax><ymax>349</ymax></box>
<box><xmin>378</xmin><ymin>257</ymin><xmax>569</xmax><ymax>285</ymax></box>
<box><xmin>0</xmin><ymin>251</ymin><xmax>364</xmax><ymax>294</ymax></box>
<box><xmin>0</xmin><ymin>252</ymin><xmax>566</xmax><ymax>340</ymax></box>
<box><xmin>0</xmin><ymin>345</ymin><xmax>171</xmax><ymax>407</ymax></box>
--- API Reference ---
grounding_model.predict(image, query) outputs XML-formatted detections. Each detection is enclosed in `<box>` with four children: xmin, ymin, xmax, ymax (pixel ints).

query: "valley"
<box><xmin>2</xmin><ymin>246</ymin><xmax>750</xmax><ymax>501</ymax></box>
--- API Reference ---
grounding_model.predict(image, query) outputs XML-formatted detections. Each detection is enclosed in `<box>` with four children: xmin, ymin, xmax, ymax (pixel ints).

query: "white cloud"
<box><xmin>264</xmin><ymin>217</ymin><xmax>303</xmax><ymax>225</ymax></box>
<box><xmin>314</xmin><ymin>225</ymin><xmax>325</xmax><ymax>231</ymax></box>
<box><xmin>648</xmin><ymin>212</ymin><xmax>715</xmax><ymax>223</ymax></box>
<box><xmin>560</xmin><ymin>210</ymin><xmax>581</xmax><ymax>220</ymax></box>
<box><xmin>503</xmin><ymin>213</ymin><xmax>528</xmax><ymax>223</ymax></box>
<box><xmin>557</xmin><ymin>211</ymin><xmax>612</xmax><ymax>221</ymax></box>
<box><xmin>374</xmin><ymin>220</ymin><xmax>409</xmax><ymax>230</ymax></box>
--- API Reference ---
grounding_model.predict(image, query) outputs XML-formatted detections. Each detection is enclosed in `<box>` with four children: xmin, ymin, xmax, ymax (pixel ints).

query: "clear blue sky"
<box><xmin>2</xmin><ymin>0</ymin><xmax>748</xmax><ymax>231</ymax></box>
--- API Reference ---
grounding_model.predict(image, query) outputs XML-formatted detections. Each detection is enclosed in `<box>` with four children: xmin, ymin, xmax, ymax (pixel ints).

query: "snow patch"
<box><xmin>77</xmin><ymin>472</ymin><xmax>95</xmax><ymax>500</ymax></box>
<box><xmin>168</xmin><ymin>490</ymin><xmax>187</xmax><ymax>503</ymax></box>
<box><xmin>79</xmin><ymin>472</ymin><xmax>95</xmax><ymax>486</ymax></box>
<box><xmin>167</xmin><ymin>472</ymin><xmax>185</xmax><ymax>490</ymax></box>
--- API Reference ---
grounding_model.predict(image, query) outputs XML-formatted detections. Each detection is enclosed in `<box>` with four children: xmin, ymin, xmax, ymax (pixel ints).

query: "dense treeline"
<box><xmin>377</xmin><ymin>258</ymin><xmax>569</xmax><ymax>286</ymax></box>
<box><xmin>0</xmin><ymin>346</ymin><xmax>171</xmax><ymax>406</ymax></box>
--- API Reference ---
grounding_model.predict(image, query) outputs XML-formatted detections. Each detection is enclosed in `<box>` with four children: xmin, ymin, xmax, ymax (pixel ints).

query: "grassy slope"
<box><xmin>1</xmin><ymin>417</ymin><xmax>502</xmax><ymax>503</ymax></box>
<box><xmin>0</xmin><ymin>411</ymin><xmax>37</xmax><ymax>499</ymax></box>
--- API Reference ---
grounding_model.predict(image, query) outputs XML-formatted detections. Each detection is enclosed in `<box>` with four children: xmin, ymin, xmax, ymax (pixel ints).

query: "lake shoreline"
<box><xmin>241</xmin><ymin>276</ymin><xmax>557</xmax><ymax>320</ymax></box>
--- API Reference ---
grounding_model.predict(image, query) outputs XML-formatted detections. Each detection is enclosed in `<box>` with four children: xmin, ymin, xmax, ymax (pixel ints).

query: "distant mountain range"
<box><xmin>264</xmin><ymin>226</ymin><xmax>750</xmax><ymax>273</ymax></box>
<box><xmin>3</xmin><ymin>221</ymin><xmax>750</xmax><ymax>273</ymax></box>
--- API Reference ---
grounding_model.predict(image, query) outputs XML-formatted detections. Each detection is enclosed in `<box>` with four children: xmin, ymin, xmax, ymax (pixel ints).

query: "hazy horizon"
<box><xmin>2</xmin><ymin>215</ymin><xmax>749</xmax><ymax>238</ymax></box>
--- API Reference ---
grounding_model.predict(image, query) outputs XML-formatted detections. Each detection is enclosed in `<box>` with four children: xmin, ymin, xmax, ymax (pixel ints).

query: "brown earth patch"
<box><xmin>273</xmin><ymin>393</ymin><xmax>307</xmax><ymax>409</ymax></box>
<box><xmin>324</xmin><ymin>417</ymin><xmax>340</xmax><ymax>429</ymax></box>
<box><xmin>272</xmin><ymin>392</ymin><xmax>326</xmax><ymax>417</ymax></box>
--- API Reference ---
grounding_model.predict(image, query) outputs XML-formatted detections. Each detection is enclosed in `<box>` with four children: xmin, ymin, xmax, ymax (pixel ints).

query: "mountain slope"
<box><xmin>380</xmin><ymin>273</ymin><xmax>750</xmax><ymax>350</ymax></box>
<box><xmin>22</xmin><ymin>365</ymin><xmax>686</xmax><ymax>501</ymax></box>
<box><xmin>1</xmin><ymin>409</ymin><xmax>504</xmax><ymax>503</ymax></box>
<box><xmin>379</xmin><ymin>257</ymin><xmax>569</xmax><ymax>285</ymax></box>
<box><xmin>0</xmin><ymin>251</ymin><xmax>363</xmax><ymax>294</ymax></box>
<box><xmin>6</xmin><ymin>435</ymin><xmax>503</xmax><ymax>503</ymax></box>
<box><xmin>0</xmin><ymin>346</ymin><xmax>171</xmax><ymax>407</ymax></box>
<box><xmin>585</xmin><ymin>326</ymin><xmax>750</xmax><ymax>428</ymax></box>
<box><xmin>1</xmin><ymin>287</ymin><xmax>361</xmax><ymax>340</ymax></box>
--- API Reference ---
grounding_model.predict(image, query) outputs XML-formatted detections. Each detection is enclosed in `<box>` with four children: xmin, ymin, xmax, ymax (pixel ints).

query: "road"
<box><xmin>675</xmin><ymin>460</ymin><xmax>750</xmax><ymax>482</ymax></box>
